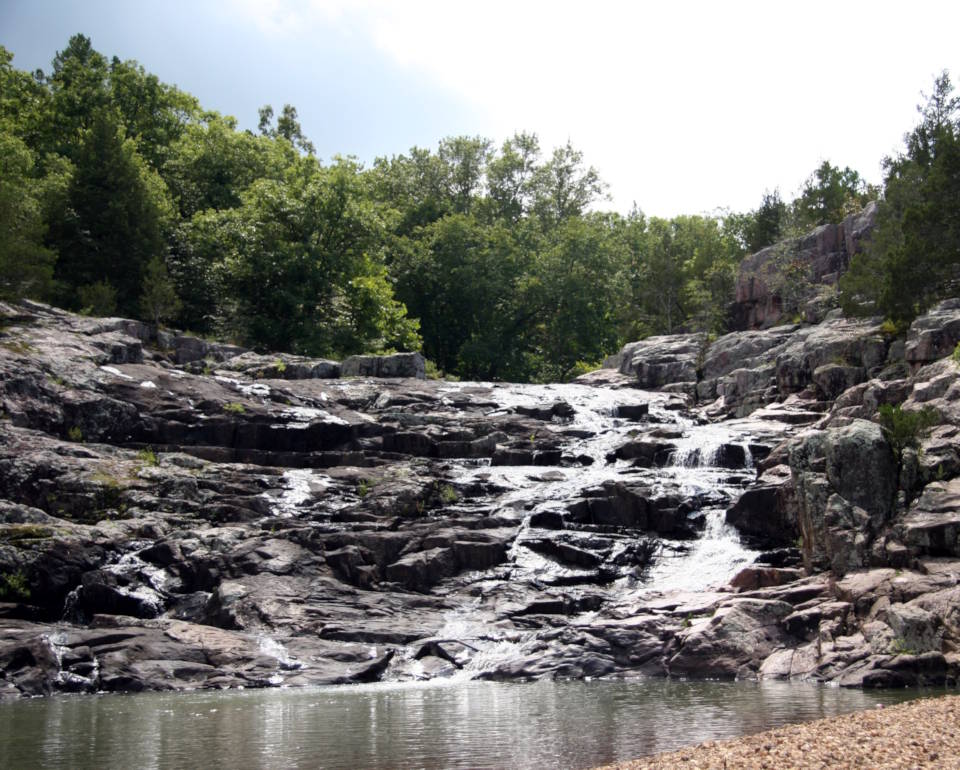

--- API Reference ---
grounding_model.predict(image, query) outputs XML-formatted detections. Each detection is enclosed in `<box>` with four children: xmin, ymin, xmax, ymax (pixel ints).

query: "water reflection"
<box><xmin>0</xmin><ymin>680</ymin><xmax>943</xmax><ymax>770</ymax></box>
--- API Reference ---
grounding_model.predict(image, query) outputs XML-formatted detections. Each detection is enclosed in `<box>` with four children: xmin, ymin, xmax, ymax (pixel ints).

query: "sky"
<box><xmin>3</xmin><ymin>0</ymin><xmax>960</xmax><ymax>218</ymax></box>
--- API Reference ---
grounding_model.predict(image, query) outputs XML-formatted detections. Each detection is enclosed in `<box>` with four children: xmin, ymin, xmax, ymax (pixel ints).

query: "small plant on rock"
<box><xmin>888</xmin><ymin>636</ymin><xmax>919</xmax><ymax>656</ymax></box>
<box><xmin>0</xmin><ymin>525</ymin><xmax>52</xmax><ymax>543</ymax></box>
<box><xmin>878</xmin><ymin>405</ymin><xmax>938</xmax><ymax>467</ymax></box>
<box><xmin>67</xmin><ymin>425</ymin><xmax>83</xmax><ymax>442</ymax></box>
<box><xmin>439</xmin><ymin>484</ymin><xmax>458</xmax><ymax>505</ymax></box>
<box><xmin>137</xmin><ymin>448</ymin><xmax>159</xmax><ymax>466</ymax></box>
<box><xmin>878</xmin><ymin>404</ymin><xmax>939</xmax><ymax>507</ymax></box>
<box><xmin>223</xmin><ymin>402</ymin><xmax>246</xmax><ymax>415</ymax></box>
<box><xmin>881</xmin><ymin>319</ymin><xmax>907</xmax><ymax>338</ymax></box>
<box><xmin>0</xmin><ymin>570</ymin><xmax>31</xmax><ymax>601</ymax></box>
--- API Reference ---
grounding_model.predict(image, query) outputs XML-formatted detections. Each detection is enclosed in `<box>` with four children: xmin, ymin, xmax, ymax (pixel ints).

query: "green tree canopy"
<box><xmin>792</xmin><ymin>160</ymin><xmax>872</xmax><ymax>230</ymax></box>
<box><xmin>48</xmin><ymin>108</ymin><xmax>173</xmax><ymax>315</ymax></box>
<box><xmin>840</xmin><ymin>72</ymin><xmax>960</xmax><ymax>322</ymax></box>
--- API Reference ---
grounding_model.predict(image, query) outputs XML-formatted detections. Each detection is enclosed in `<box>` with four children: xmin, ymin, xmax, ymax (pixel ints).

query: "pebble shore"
<box><xmin>598</xmin><ymin>694</ymin><xmax>960</xmax><ymax>770</ymax></box>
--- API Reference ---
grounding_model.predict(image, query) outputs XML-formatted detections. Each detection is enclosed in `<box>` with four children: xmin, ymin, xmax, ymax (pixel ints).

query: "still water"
<box><xmin>0</xmin><ymin>679</ymin><xmax>943</xmax><ymax>769</ymax></box>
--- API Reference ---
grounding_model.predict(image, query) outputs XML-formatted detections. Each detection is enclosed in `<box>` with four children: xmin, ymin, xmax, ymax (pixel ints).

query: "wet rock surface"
<box><xmin>2</xmin><ymin>299</ymin><xmax>960</xmax><ymax>697</ymax></box>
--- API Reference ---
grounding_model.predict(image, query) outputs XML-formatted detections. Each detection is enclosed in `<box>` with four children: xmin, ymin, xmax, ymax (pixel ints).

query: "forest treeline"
<box><xmin>2</xmin><ymin>35</ymin><xmax>958</xmax><ymax>380</ymax></box>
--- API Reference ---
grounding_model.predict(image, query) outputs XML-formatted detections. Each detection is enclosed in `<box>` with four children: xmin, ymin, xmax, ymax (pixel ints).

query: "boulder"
<box><xmin>219</xmin><ymin>352</ymin><xmax>340</xmax><ymax>380</ymax></box>
<box><xmin>615</xmin><ymin>334</ymin><xmax>701</xmax><ymax>387</ymax></box>
<box><xmin>341</xmin><ymin>353</ymin><xmax>426</xmax><ymax>379</ymax></box>
<box><xmin>668</xmin><ymin>598</ymin><xmax>794</xmax><ymax>678</ymax></box>
<box><xmin>610</xmin><ymin>438</ymin><xmax>676</xmax><ymax>466</ymax></box>
<box><xmin>812</xmin><ymin>363</ymin><xmax>865</xmax><ymax>401</ymax></box>
<box><xmin>725</xmin><ymin>483</ymin><xmax>798</xmax><ymax>545</ymax></box>
<box><xmin>885</xmin><ymin>602</ymin><xmax>942</xmax><ymax>654</ymax></box>
<box><xmin>774</xmin><ymin>319</ymin><xmax>888</xmax><ymax>397</ymax></box>
<box><xmin>384</xmin><ymin>548</ymin><xmax>457</xmax><ymax>591</ymax></box>
<box><xmin>790</xmin><ymin>420</ymin><xmax>897</xmax><ymax>574</ymax></box>
<box><xmin>900</xmin><ymin>478</ymin><xmax>960</xmax><ymax>557</ymax></box>
<box><xmin>905</xmin><ymin>299</ymin><xmax>960</xmax><ymax>368</ymax></box>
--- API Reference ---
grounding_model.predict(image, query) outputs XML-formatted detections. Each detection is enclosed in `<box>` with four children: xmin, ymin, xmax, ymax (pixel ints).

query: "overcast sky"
<box><xmin>3</xmin><ymin>0</ymin><xmax>959</xmax><ymax>217</ymax></box>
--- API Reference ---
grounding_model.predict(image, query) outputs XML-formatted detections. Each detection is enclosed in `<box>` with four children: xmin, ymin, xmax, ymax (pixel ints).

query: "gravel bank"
<box><xmin>598</xmin><ymin>694</ymin><xmax>960</xmax><ymax>769</ymax></box>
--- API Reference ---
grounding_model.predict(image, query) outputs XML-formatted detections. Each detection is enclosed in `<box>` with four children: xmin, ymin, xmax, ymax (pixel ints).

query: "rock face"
<box><xmin>610</xmin><ymin>311</ymin><xmax>891</xmax><ymax>419</ymax></box>
<box><xmin>730</xmin><ymin>202</ymin><xmax>877</xmax><ymax>331</ymax></box>
<box><xmin>4</xmin><ymin>291</ymin><xmax>960</xmax><ymax>699</ymax></box>
<box><xmin>615</xmin><ymin>334</ymin><xmax>702</xmax><ymax>388</ymax></box>
<box><xmin>341</xmin><ymin>352</ymin><xmax>426</xmax><ymax>379</ymax></box>
<box><xmin>905</xmin><ymin>299</ymin><xmax>960</xmax><ymax>369</ymax></box>
<box><xmin>790</xmin><ymin>420</ymin><xmax>897</xmax><ymax>575</ymax></box>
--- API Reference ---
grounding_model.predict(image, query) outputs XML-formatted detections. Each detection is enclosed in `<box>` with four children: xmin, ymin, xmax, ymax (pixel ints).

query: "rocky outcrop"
<box><xmin>900</xmin><ymin>479</ymin><xmax>960</xmax><ymax>557</ymax></box>
<box><xmin>610</xmin><ymin>314</ymin><xmax>893</xmax><ymax>418</ymax></box>
<box><xmin>669</xmin><ymin>598</ymin><xmax>794</xmax><ymax>678</ymax></box>
<box><xmin>790</xmin><ymin>420</ymin><xmax>898</xmax><ymax>575</ymax></box>
<box><xmin>615</xmin><ymin>334</ymin><xmax>701</xmax><ymax>388</ymax></box>
<box><xmin>4</xmin><ymin>293</ymin><xmax>960</xmax><ymax>698</ymax></box>
<box><xmin>218</xmin><ymin>351</ymin><xmax>341</xmax><ymax>380</ymax></box>
<box><xmin>341</xmin><ymin>352</ymin><xmax>426</xmax><ymax>379</ymax></box>
<box><xmin>905</xmin><ymin>299</ymin><xmax>960</xmax><ymax>369</ymax></box>
<box><xmin>730</xmin><ymin>202</ymin><xmax>877</xmax><ymax>330</ymax></box>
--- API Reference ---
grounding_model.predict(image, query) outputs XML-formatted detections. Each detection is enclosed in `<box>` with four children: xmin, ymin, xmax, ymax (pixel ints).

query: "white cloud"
<box><xmin>232</xmin><ymin>0</ymin><xmax>960</xmax><ymax>216</ymax></box>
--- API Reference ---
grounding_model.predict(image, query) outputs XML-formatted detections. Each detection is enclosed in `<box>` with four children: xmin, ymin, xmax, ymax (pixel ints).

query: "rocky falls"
<box><xmin>2</xmin><ymin>285</ymin><xmax>960</xmax><ymax>697</ymax></box>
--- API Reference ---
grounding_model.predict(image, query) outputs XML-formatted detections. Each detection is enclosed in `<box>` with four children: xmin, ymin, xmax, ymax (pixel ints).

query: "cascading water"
<box><xmin>257</xmin><ymin>379</ymin><xmax>771</xmax><ymax>683</ymax></box>
<box><xmin>638</xmin><ymin>423</ymin><xmax>761</xmax><ymax>593</ymax></box>
<box><xmin>373</xmin><ymin>381</ymin><xmax>769</xmax><ymax>682</ymax></box>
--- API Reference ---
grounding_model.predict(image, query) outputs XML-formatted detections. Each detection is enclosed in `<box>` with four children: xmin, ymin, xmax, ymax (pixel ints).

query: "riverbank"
<box><xmin>599</xmin><ymin>693</ymin><xmax>960</xmax><ymax>769</ymax></box>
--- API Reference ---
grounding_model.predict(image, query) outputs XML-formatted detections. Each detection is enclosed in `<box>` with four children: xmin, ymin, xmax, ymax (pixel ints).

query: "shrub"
<box><xmin>67</xmin><ymin>425</ymin><xmax>83</xmax><ymax>442</ymax></box>
<box><xmin>881</xmin><ymin>318</ymin><xmax>908</xmax><ymax>337</ymax></box>
<box><xmin>222</xmin><ymin>402</ymin><xmax>246</xmax><ymax>415</ymax></box>
<box><xmin>78</xmin><ymin>280</ymin><xmax>118</xmax><ymax>316</ymax></box>
<box><xmin>439</xmin><ymin>484</ymin><xmax>458</xmax><ymax>504</ymax></box>
<box><xmin>137</xmin><ymin>448</ymin><xmax>159</xmax><ymax>466</ymax></box>
<box><xmin>888</xmin><ymin>637</ymin><xmax>919</xmax><ymax>656</ymax></box>
<box><xmin>0</xmin><ymin>525</ymin><xmax>52</xmax><ymax>543</ymax></box>
<box><xmin>877</xmin><ymin>404</ymin><xmax>938</xmax><ymax>463</ymax></box>
<box><xmin>0</xmin><ymin>570</ymin><xmax>31</xmax><ymax>600</ymax></box>
<box><xmin>567</xmin><ymin>360</ymin><xmax>603</xmax><ymax>381</ymax></box>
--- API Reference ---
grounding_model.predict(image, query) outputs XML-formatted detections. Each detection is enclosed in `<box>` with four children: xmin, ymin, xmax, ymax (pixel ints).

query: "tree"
<box><xmin>485</xmin><ymin>132</ymin><xmax>540</xmax><ymax>223</ymax></box>
<box><xmin>197</xmin><ymin>159</ymin><xmax>418</xmax><ymax>355</ymax></box>
<box><xmin>371</xmin><ymin>146</ymin><xmax>453</xmax><ymax>234</ymax></box>
<box><xmin>437</xmin><ymin>135</ymin><xmax>491</xmax><ymax>214</ymax></box>
<box><xmin>390</xmin><ymin>213</ymin><xmax>523</xmax><ymax>376</ymax></box>
<box><xmin>48</xmin><ymin>109</ymin><xmax>173</xmax><ymax>315</ymax></box>
<box><xmin>840</xmin><ymin>71</ymin><xmax>960</xmax><ymax>322</ymax></box>
<box><xmin>0</xmin><ymin>131</ymin><xmax>57</xmax><ymax>300</ymax></box>
<box><xmin>792</xmin><ymin>160</ymin><xmax>871</xmax><ymax>229</ymax></box>
<box><xmin>258</xmin><ymin>103</ymin><xmax>315</xmax><ymax>155</ymax></box>
<box><xmin>42</xmin><ymin>34</ymin><xmax>110</xmax><ymax>159</ymax></box>
<box><xmin>531</xmin><ymin>141</ymin><xmax>607</xmax><ymax>224</ymax></box>
<box><xmin>108</xmin><ymin>56</ymin><xmax>198</xmax><ymax>170</ymax></box>
<box><xmin>745</xmin><ymin>189</ymin><xmax>787</xmax><ymax>252</ymax></box>
<box><xmin>163</xmin><ymin>114</ymin><xmax>296</xmax><ymax>218</ymax></box>
<box><xmin>140</xmin><ymin>255</ymin><xmax>182</xmax><ymax>327</ymax></box>
<box><xmin>0</xmin><ymin>45</ymin><xmax>52</xmax><ymax>151</ymax></box>
<box><xmin>524</xmin><ymin>214</ymin><xmax>624</xmax><ymax>380</ymax></box>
